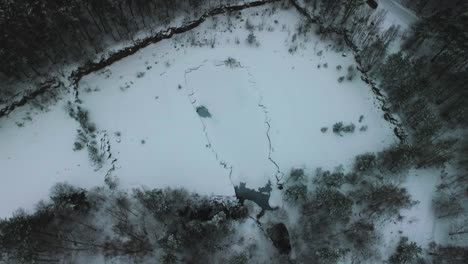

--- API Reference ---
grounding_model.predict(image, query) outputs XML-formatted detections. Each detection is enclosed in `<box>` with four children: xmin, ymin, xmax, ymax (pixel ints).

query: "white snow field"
<box><xmin>0</xmin><ymin>98</ymin><xmax>104</xmax><ymax>217</ymax></box>
<box><xmin>78</xmin><ymin>6</ymin><xmax>397</xmax><ymax>195</ymax></box>
<box><xmin>0</xmin><ymin>3</ymin><xmax>403</xmax><ymax>218</ymax></box>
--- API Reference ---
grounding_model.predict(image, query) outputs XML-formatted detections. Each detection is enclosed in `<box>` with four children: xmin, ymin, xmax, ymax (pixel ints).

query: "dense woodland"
<box><xmin>0</xmin><ymin>0</ymin><xmax>229</xmax><ymax>99</ymax></box>
<box><xmin>1</xmin><ymin>0</ymin><xmax>468</xmax><ymax>263</ymax></box>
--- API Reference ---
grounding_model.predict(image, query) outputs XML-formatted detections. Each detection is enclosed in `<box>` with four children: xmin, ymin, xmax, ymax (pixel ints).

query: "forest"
<box><xmin>0</xmin><ymin>0</ymin><xmax>467</xmax><ymax>263</ymax></box>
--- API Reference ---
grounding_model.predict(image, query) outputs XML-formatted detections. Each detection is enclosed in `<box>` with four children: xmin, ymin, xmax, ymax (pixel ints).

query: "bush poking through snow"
<box><xmin>224</xmin><ymin>57</ymin><xmax>241</xmax><ymax>68</ymax></box>
<box><xmin>333</xmin><ymin>122</ymin><xmax>356</xmax><ymax>136</ymax></box>
<box><xmin>73</xmin><ymin>142</ymin><xmax>84</xmax><ymax>151</ymax></box>
<box><xmin>359</xmin><ymin>115</ymin><xmax>364</xmax><ymax>122</ymax></box>
<box><xmin>320</xmin><ymin>127</ymin><xmax>328</xmax><ymax>133</ymax></box>
<box><xmin>87</xmin><ymin>142</ymin><xmax>103</xmax><ymax>166</ymax></box>
<box><xmin>347</xmin><ymin>65</ymin><xmax>356</xmax><ymax>81</ymax></box>
<box><xmin>338</xmin><ymin>76</ymin><xmax>345</xmax><ymax>83</ymax></box>
<box><xmin>246</xmin><ymin>32</ymin><xmax>259</xmax><ymax>47</ymax></box>
<box><xmin>136</xmin><ymin>71</ymin><xmax>145</xmax><ymax>78</ymax></box>
<box><xmin>288</xmin><ymin>45</ymin><xmax>298</xmax><ymax>54</ymax></box>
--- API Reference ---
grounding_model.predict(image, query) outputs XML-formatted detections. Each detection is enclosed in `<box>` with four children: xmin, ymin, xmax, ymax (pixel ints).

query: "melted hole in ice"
<box><xmin>234</xmin><ymin>181</ymin><xmax>276</xmax><ymax>213</ymax></box>
<box><xmin>196</xmin><ymin>105</ymin><xmax>212</xmax><ymax>118</ymax></box>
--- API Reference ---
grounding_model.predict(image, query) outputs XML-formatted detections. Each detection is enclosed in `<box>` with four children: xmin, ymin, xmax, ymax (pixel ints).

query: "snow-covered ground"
<box><xmin>0</xmin><ymin>4</ymin><xmax>399</xmax><ymax>218</ymax></box>
<box><xmin>0</xmin><ymin>99</ymin><xmax>103</xmax><ymax>217</ymax></box>
<box><xmin>78</xmin><ymin>7</ymin><xmax>397</xmax><ymax>198</ymax></box>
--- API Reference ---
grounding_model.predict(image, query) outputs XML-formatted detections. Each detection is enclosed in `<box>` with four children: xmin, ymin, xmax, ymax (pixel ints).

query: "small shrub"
<box><xmin>136</xmin><ymin>72</ymin><xmax>145</xmax><ymax>78</ymax></box>
<box><xmin>360</xmin><ymin>125</ymin><xmax>368</xmax><ymax>132</ymax></box>
<box><xmin>288</xmin><ymin>45</ymin><xmax>298</xmax><ymax>54</ymax></box>
<box><xmin>338</xmin><ymin>76</ymin><xmax>345</xmax><ymax>83</ymax></box>
<box><xmin>347</xmin><ymin>65</ymin><xmax>356</xmax><ymax>81</ymax></box>
<box><xmin>73</xmin><ymin>142</ymin><xmax>84</xmax><ymax>151</ymax></box>
<box><xmin>224</xmin><ymin>57</ymin><xmax>240</xmax><ymax>68</ymax></box>
<box><xmin>359</xmin><ymin>115</ymin><xmax>364</xmax><ymax>122</ymax></box>
<box><xmin>333</xmin><ymin>122</ymin><xmax>356</xmax><ymax>136</ymax></box>
<box><xmin>336</xmin><ymin>65</ymin><xmax>342</xmax><ymax>70</ymax></box>
<box><xmin>292</xmin><ymin>33</ymin><xmax>297</xmax><ymax>42</ymax></box>
<box><xmin>246</xmin><ymin>32</ymin><xmax>259</xmax><ymax>46</ymax></box>
<box><xmin>342</xmin><ymin>123</ymin><xmax>355</xmax><ymax>133</ymax></box>
<box><xmin>323</xmin><ymin>63</ymin><xmax>328</xmax><ymax>68</ymax></box>
<box><xmin>87</xmin><ymin>143</ymin><xmax>103</xmax><ymax>166</ymax></box>
<box><xmin>321</xmin><ymin>127</ymin><xmax>328</xmax><ymax>133</ymax></box>
<box><xmin>86</xmin><ymin>122</ymin><xmax>97</xmax><ymax>133</ymax></box>
<box><xmin>333</xmin><ymin>122</ymin><xmax>344</xmax><ymax>133</ymax></box>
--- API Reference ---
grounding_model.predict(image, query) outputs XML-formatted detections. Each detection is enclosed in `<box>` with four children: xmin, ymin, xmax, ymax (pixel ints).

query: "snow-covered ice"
<box><xmin>1</xmin><ymin>4</ymin><xmax>399</xmax><ymax>217</ymax></box>
<box><xmin>78</xmin><ymin>7</ymin><xmax>397</xmax><ymax>195</ymax></box>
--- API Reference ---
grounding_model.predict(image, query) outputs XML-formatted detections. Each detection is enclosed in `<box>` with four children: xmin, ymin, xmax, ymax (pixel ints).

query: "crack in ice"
<box><xmin>237</xmin><ymin>63</ymin><xmax>284</xmax><ymax>185</ymax></box>
<box><xmin>217</xmin><ymin>60</ymin><xmax>285</xmax><ymax>186</ymax></box>
<box><xmin>183</xmin><ymin>61</ymin><xmax>235</xmax><ymax>184</ymax></box>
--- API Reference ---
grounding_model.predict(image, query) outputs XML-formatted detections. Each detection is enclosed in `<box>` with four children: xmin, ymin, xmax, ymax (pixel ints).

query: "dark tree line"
<box><xmin>400</xmin><ymin>0</ymin><xmax>463</xmax><ymax>17</ymax></box>
<box><xmin>281</xmin><ymin>152</ymin><xmax>418</xmax><ymax>263</ymax></box>
<box><xmin>0</xmin><ymin>0</ymin><xmax>229</xmax><ymax>97</ymax></box>
<box><xmin>0</xmin><ymin>184</ymin><xmax>250</xmax><ymax>263</ymax></box>
<box><xmin>376</xmin><ymin>3</ymin><xmax>468</xmax><ymax>170</ymax></box>
<box><xmin>299</xmin><ymin>0</ymin><xmax>466</xmax><ymax>170</ymax></box>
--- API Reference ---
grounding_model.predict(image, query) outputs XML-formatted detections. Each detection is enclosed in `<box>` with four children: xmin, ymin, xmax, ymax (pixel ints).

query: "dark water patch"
<box><xmin>196</xmin><ymin>105</ymin><xmax>212</xmax><ymax>118</ymax></box>
<box><xmin>234</xmin><ymin>181</ymin><xmax>276</xmax><ymax>215</ymax></box>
